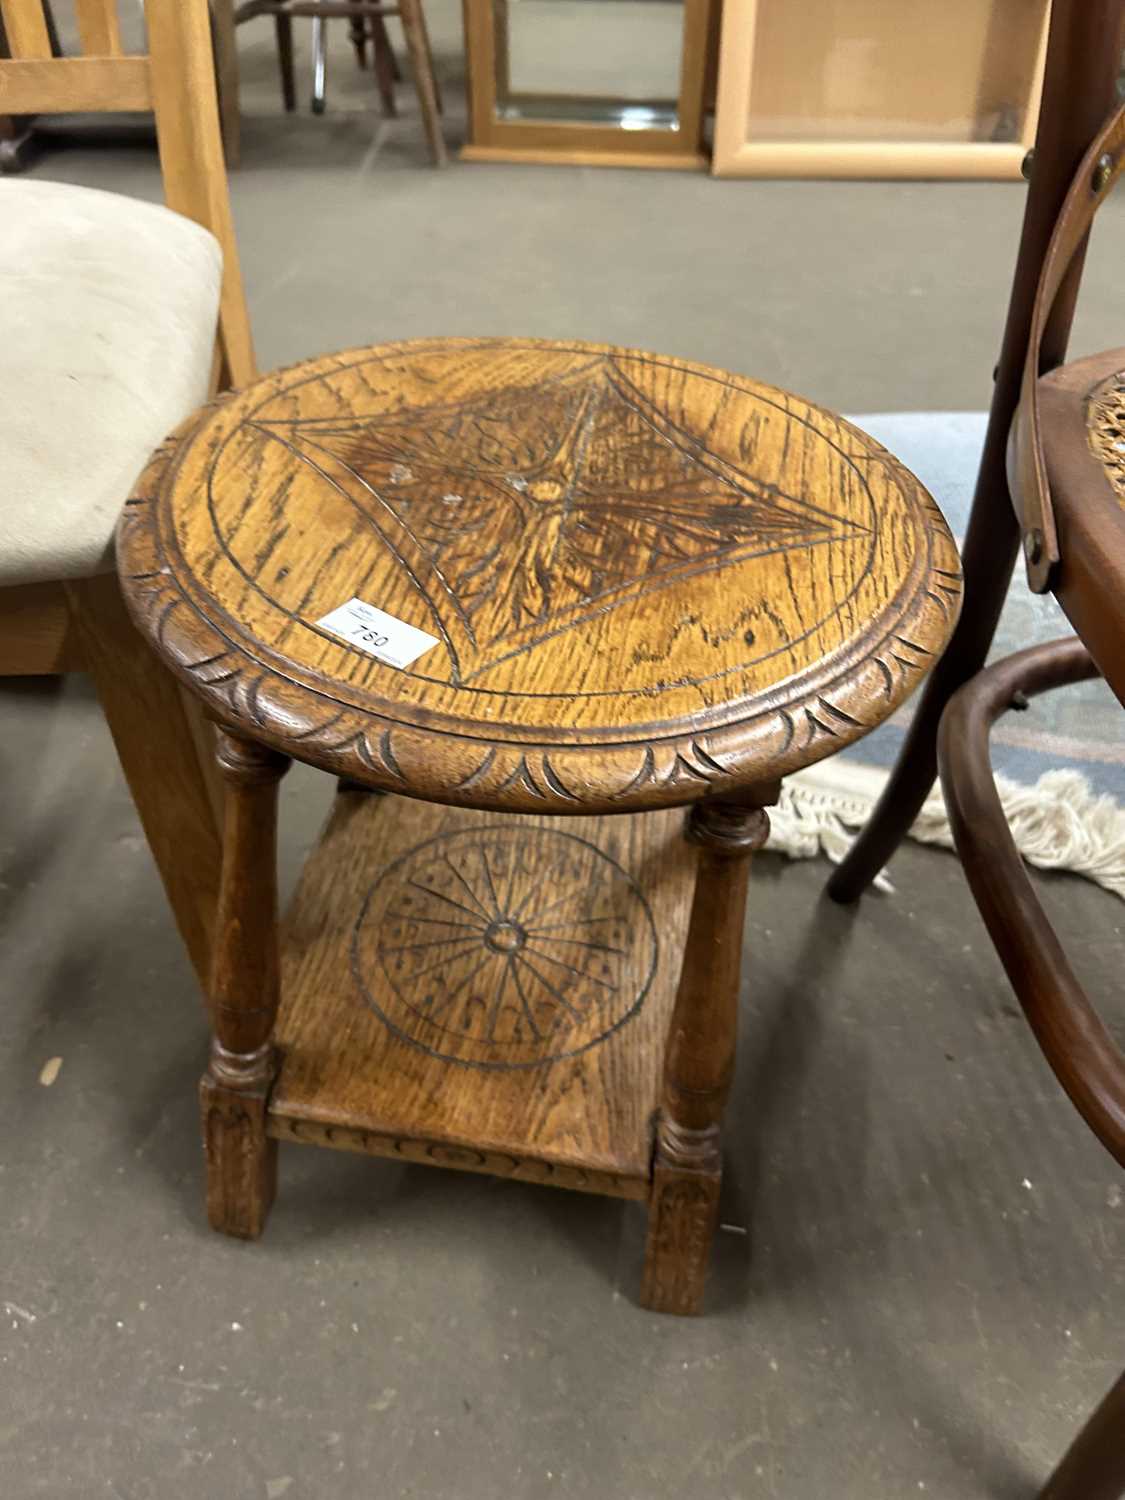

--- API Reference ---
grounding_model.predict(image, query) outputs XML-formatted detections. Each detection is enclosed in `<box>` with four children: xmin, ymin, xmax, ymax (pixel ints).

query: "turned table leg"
<box><xmin>200</xmin><ymin>732</ymin><xmax>290</xmax><ymax>1239</ymax></box>
<box><xmin>641</xmin><ymin>798</ymin><xmax>770</xmax><ymax>1315</ymax></box>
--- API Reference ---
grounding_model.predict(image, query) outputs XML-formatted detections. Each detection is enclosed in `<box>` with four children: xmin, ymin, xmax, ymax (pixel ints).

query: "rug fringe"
<box><xmin>767</xmin><ymin>762</ymin><xmax>1125</xmax><ymax>900</ymax></box>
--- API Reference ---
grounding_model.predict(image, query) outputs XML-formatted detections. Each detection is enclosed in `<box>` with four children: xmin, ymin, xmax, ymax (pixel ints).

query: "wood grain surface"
<box><xmin>75</xmin><ymin>0</ymin><xmax>124</xmax><ymax>56</ymax></box>
<box><xmin>1035</xmin><ymin>349</ymin><xmax>1125</xmax><ymax>711</ymax></box>
<box><xmin>0</xmin><ymin>581</ymin><xmax>80</xmax><ymax>676</ymax></box>
<box><xmin>268</xmin><ymin>789</ymin><xmax>697</xmax><ymax>1192</ymax></box>
<box><xmin>201</xmin><ymin>732</ymin><xmax>290</xmax><ymax>1237</ymax></box>
<box><xmin>0</xmin><ymin>56</ymin><xmax>153</xmax><ymax>113</ymax></box>
<box><xmin>641</xmin><ymin>798</ymin><xmax>769</xmax><ymax>1314</ymax></box>
<box><xmin>118</xmin><ymin>339</ymin><xmax>960</xmax><ymax>814</ymax></box>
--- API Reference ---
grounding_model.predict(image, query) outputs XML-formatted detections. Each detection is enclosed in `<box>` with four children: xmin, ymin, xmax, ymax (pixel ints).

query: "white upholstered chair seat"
<box><xmin>1</xmin><ymin>180</ymin><xmax>222</xmax><ymax>587</ymax></box>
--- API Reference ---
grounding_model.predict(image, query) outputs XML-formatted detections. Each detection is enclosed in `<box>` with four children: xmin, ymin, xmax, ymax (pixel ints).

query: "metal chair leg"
<box><xmin>310</xmin><ymin>12</ymin><xmax>327</xmax><ymax>114</ymax></box>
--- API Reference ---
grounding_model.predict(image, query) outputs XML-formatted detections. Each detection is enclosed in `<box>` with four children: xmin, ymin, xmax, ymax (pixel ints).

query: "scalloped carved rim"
<box><xmin>116</xmin><ymin>345</ymin><xmax>962</xmax><ymax>815</ymax></box>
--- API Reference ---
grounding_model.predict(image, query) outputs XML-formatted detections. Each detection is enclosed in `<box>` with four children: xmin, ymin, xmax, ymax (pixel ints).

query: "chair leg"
<box><xmin>640</xmin><ymin>799</ymin><xmax>770</xmax><ymax>1315</ymax></box>
<box><xmin>275</xmin><ymin>12</ymin><xmax>296</xmax><ymax>112</ymax></box>
<box><xmin>348</xmin><ymin>12</ymin><xmax>367</xmax><ymax>67</ymax></box>
<box><xmin>211</xmin><ymin>0</ymin><xmax>241</xmax><ymax>168</ymax></box>
<box><xmin>375</xmin><ymin>13</ymin><xmax>403</xmax><ymax>81</ymax></box>
<box><xmin>411</xmin><ymin>0</ymin><xmax>442</xmax><ymax>113</ymax></box>
<box><xmin>825</xmin><ymin>493</ymin><xmax>1019</xmax><ymax>902</ymax></box>
<box><xmin>398</xmin><ymin>0</ymin><xmax>446</xmax><ymax>165</ymax></box>
<box><xmin>310</xmin><ymin>12</ymin><xmax>327</xmax><ymax>114</ymax></box>
<box><xmin>62</xmin><ymin>572</ymin><xmax>223</xmax><ymax>994</ymax></box>
<box><xmin>201</xmin><ymin>732</ymin><xmax>290</xmax><ymax>1240</ymax></box>
<box><xmin>1039</xmin><ymin>1371</ymin><xmax>1125</xmax><ymax>1500</ymax></box>
<box><xmin>371</xmin><ymin>14</ymin><xmax>398</xmax><ymax>117</ymax></box>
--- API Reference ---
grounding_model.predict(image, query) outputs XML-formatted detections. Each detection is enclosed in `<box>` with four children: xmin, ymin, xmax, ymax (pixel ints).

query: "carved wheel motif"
<box><xmin>351</xmin><ymin>826</ymin><xmax>658</xmax><ymax>1068</ymax></box>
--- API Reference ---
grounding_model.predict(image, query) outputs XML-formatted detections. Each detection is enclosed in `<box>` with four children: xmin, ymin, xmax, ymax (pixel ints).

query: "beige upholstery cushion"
<box><xmin>0</xmin><ymin>180</ymin><xmax>222</xmax><ymax>587</ymax></box>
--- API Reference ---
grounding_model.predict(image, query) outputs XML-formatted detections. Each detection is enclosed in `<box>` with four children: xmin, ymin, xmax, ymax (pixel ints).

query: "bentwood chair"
<box><xmin>0</xmin><ymin>0</ymin><xmax>255</xmax><ymax>987</ymax></box>
<box><xmin>828</xmin><ymin>0</ymin><xmax>1125</xmax><ymax>904</ymax></box>
<box><xmin>933</xmin><ymin>35</ymin><xmax>1125</xmax><ymax>1496</ymax></box>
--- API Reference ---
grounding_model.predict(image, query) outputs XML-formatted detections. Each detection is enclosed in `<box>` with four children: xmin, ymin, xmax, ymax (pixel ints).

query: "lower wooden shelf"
<box><xmin>267</xmin><ymin>791</ymin><xmax>697</xmax><ymax>1201</ymax></box>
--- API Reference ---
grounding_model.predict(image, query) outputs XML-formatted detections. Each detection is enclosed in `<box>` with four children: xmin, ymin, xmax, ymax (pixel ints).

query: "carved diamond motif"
<box><xmin>252</xmin><ymin>358</ymin><xmax>866</xmax><ymax>682</ymax></box>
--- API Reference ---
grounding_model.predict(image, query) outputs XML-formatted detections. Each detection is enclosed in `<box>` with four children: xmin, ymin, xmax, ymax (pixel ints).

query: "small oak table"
<box><xmin>118</xmin><ymin>338</ymin><xmax>960</xmax><ymax>1314</ymax></box>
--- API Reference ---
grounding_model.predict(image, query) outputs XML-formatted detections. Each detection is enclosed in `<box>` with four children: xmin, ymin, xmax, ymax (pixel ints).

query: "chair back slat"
<box><xmin>0</xmin><ymin>0</ymin><xmax>53</xmax><ymax>58</ymax></box>
<box><xmin>76</xmin><ymin>0</ymin><xmax>124</xmax><ymax>56</ymax></box>
<box><xmin>0</xmin><ymin>55</ymin><xmax>151</xmax><ymax>112</ymax></box>
<box><xmin>0</xmin><ymin>0</ymin><xmax>147</xmax><ymax>113</ymax></box>
<box><xmin>145</xmin><ymin>0</ymin><xmax>255</xmax><ymax>383</ymax></box>
<box><xmin>0</xmin><ymin>0</ymin><xmax>147</xmax><ymax>115</ymax></box>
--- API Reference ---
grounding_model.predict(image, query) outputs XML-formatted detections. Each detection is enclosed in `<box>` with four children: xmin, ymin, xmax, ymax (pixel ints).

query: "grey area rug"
<box><xmin>769</xmin><ymin>412</ymin><xmax>1125</xmax><ymax>895</ymax></box>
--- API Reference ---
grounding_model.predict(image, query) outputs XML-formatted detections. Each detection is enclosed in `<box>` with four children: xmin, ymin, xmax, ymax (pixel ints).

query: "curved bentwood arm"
<box><xmin>937</xmin><ymin>636</ymin><xmax>1125</xmax><ymax>1167</ymax></box>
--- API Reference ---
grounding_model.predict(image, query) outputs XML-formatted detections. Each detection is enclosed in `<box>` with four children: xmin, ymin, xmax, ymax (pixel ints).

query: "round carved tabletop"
<box><xmin>118</xmin><ymin>338</ymin><xmax>962</xmax><ymax>814</ymax></box>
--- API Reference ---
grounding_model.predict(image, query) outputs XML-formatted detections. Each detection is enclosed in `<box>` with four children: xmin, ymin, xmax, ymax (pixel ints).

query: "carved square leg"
<box><xmin>200</xmin><ymin>1044</ymin><xmax>278</xmax><ymax>1240</ymax></box>
<box><xmin>640</xmin><ymin>1123</ymin><xmax>722</xmax><ymax>1315</ymax></box>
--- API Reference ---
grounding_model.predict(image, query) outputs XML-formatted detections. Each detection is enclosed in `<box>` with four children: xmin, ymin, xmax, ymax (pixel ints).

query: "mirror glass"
<box><xmin>494</xmin><ymin>0</ymin><xmax>686</xmax><ymax>130</ymax></box>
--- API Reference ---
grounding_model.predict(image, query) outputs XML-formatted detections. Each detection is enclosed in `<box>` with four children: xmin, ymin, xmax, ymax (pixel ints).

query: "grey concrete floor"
<box><xmin>3</xmin><ymin>8</ymin><xmax>1125</xmax><ymax>1498</ymax></box>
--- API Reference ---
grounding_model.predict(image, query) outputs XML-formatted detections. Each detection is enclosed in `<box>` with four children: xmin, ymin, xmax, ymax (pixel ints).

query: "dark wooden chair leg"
<box><xmin>398</xmin><ymin>0</ymin><xmax>446</xmax><ymax>165</ymax></box>
<box><xmin>0</xmin><ymin>117</ymin><xmax>40</xmax><ymax>173</ymax></box>
<box><xmin>371</xmin><ymin>13</ymin><xmax>397</xmax><ymax>117</ymax></box>
<box><xmin>411</xmin><ymin>0</ymin><xmax>442</xmax><ymax>114</ymax></box>
<box><xmin>200</xmin><ymin>731</ymin><xmax>290</xmax><ymax>1240</ymax></box>
<box><xmin>640</xmin><ymin>799</ymin><xmax>770</xmax><ymax>1315</ymax></box>
<box><xmin>825</xmin><ymin>479</ymin><xmax>1019</xmax><ymax>903</ymax></box>
<box><xmin>826</xmin><ymin>0</ymin><xmax>1125</xmax><ymax>903</ymax></box>
<box><xmin>374</xmin><ymin>12</ymin><xmax>402</xmax><ymax>81</ymax></box>
<box><xmin>275</xmin><ymin>12</ymin><xmax>296</xmax><ymax>112</ymax></box>
<box><xmin>1039</xmin><ymin>1371</ymin><xmax>1125</xmax><ymax>1500</ymax></box>
<box><xmin>348</xmin><ymin>11</ymin><xmax>367</xmax><ymax>66</ymax></box>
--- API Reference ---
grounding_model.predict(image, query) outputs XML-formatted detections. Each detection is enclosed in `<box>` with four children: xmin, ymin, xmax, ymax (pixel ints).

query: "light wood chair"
<box><xmin>0</xmin><ymin>0</ymin><xmax>256</xmax><ymax>988</ymax></box>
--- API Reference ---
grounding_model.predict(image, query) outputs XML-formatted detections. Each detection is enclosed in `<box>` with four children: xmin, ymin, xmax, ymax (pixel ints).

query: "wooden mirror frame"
<box><xmin>461</xmin><ymin>0</ymin><xmax>715</xmax><ymax>170</ymax></box>
<box><xmin>713</xmin><ymin>0</ymin><xmax>1051</xmax><ymax>180</ymax></box>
